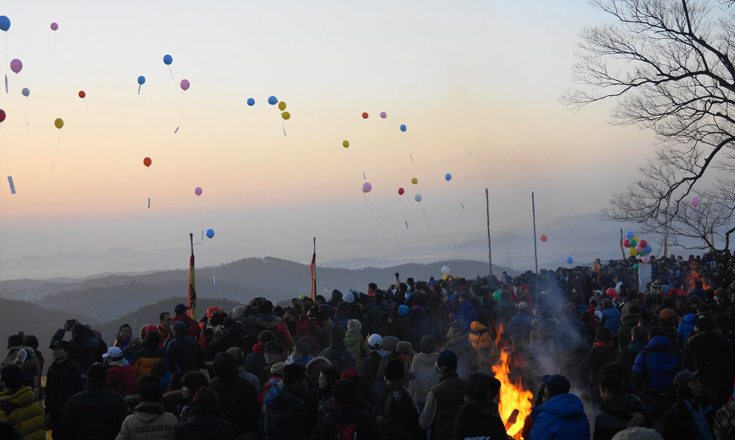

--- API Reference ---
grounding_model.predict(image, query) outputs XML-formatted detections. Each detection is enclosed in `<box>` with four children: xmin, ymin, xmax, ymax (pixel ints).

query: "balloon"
<box><xmin>380</xmin><ymin>112</ymin><xmax>387</xmax><ymax>119</ymax></box>
<box><xmin>644</xmin><ymin>244</ymin><xmax>652</xmax><ymax>253</ymax></box>
<box><xmin>281</xmin><ymin>112</ymin><xmax>291</xmax><ymax>120</ymax></box>
<box><xmin>540</xmin><ymin>234</ymin><xmax>547</xmax><ymax>242</ymax></box>
<box><xmin>623</xmin><ymin>239</ymin><xmax>630</xmax><ymax>248</ymax></box>
<box><xmin>441</xmin><ymin>266</ymin><xmax>450</xmax><ymax>275</ymax></box>
<box><xmin>0</xmin><ymin>110</ymin><xmax>6</xmax><ymax>123</ymax></box>
<box><xmin>163</xmin><ymin>54</ymin><xmax>173</xmax><ymax>65</ymax></box>
<box><xmin>362</xmin><ymin>182</ymin><xmax>372</xmax><ymax>193</ymax></box>
<box><xmin>137</xmin><ymin>76</ymin><xmax>146</xmax><ymax>85</ymax></box>
<box><xmin>691</xmin><ymin>196</ymin><xmax>700</xmax><ymax>207</ymax></box>
<box><xmin>268</xmin><ymin>96</ymin><xmax>278</xmax><ymax>105</ymax></box>
<box><xmin>362</xmin><ymin>112</ymin><xmax>368</xmax><ymax>119</ymax></box>
<box><xmin>54</xmin><ymin>118</ymin><xmax>63</xmax><ymax>129</ymax></box>
<box><xmin>629</xmin><ymin>239</ymin><xmax>637</xmax><ymax>248</ymax></box>
<box><xmin>247</xmin><ymin>98</ymin><xmax>255</xmax><ymax>106</ymax></box>
<box><xmin>21</xmin><ymin>88</ymin><xmax>29</xmax><ymax>97</ymax></box>
<box><xmin>79</xmin><ymin>90</ymin><xmax>86</xmax><ymax>99</ymax></box>
<box><xmin>278</xmin><ymin>101</ymin><xmax>287</xmax><ymax>111</ymax></box>
<box><xmin>639</xmin><ymin>239</ymin><xmax>648</xmax><ymax>248</ymax></box>
<box><xmin>206</xmin><ymin>229</ymin><xmax>215</xmax><ymax>239</ymax></box>
<box><xmin>629</xmin><ymin>248</ymin><xmax>638</xmax><ymax>256</ymax></box>
<box><xmin>411</xmin><ymin>177</ymin><xmax>418</xmax><ymax>185</ymax></box>
<box><xmin>626</xmin><ymin>231</ymin><xmax>634</xmax><ymax>240</ymax></box>
<box><xmin>633</xmin><ymin>235</ymin><xmax>639</xmax><ymax>241</ymax></box>
<box><xmin>641</xmin><ymin>255</ymin><xmax>651</xmax><ymax>263</ymax></box>
<box><xmin>414</xmin><ymin>194</ymin><xmax>422</xmax><ymax>202</ymax></box>
<box><xmin>10</xmin><ymin>59</ymin><xmax>22</xmax><ymax>74</ymax></box>
<box><xmin>633</xmin><ymin>263</ymin><xmax>639</xmax><ymax>272</ymax></box>
<box><xmin>398</xmin><ymin>187</ymin><xmax>404</xmax><ymax>195</ymax></box>
<box><xmin>445</xmin><ymin>173</ymin><xmax>452</xmax><ymax>181</ymax></box>
<box><xmin>0</xmin><ymin>16</ymin><xmax>10</xmax><ymax>32</ymax></box>
<box><xmin>606</xmin><ymin>288</ymin><xmax>618</xmax><ymax>298</ymax></box>
<box><xmin>180</xmin><ymin>79</ymin><xmax>190</xmax><ymax>91</ymax></box>
<box><xmin>342</xmin><ymin>140</ymin><xmax>350</xmax><ymax>148</ymax></box>
<box><xmin>143</xmin><ymin>157</ymin><xmax>151</xmax><ymax>167</ymax></box>
<box><xmin>400</xmin><ymin>124</ymin><xmax>407</xmax><ymax>132</ymax></box>
<box><xmin>566</xmin><ymin>256</ymin><xmax>574</xmax><ymax>264</ymax></box>
<box><xmin>195</xmin><ymin>187</ymin><xmax>202</xmax><ymax>196</ymax></box>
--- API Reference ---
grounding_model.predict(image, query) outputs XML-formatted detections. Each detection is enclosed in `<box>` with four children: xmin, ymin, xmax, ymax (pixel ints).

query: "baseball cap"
<box><xmin>673</xmin><ymin>370</ymin><xmax>698</xmax><ymax>389</ymax></box>
<box><xmin>396</xmin><ymin>341</ymin><xmax>416</xmax><ymax>356</ymax></box>
<box><xmin>49</xmin><ymin>340</ymin><xmax>70</xmax><ymax>350</ymax></box>
<box><xmin>368</xmin><ymin>334</ymin><xmax>383</xmax><ymax>349</ymax></box>
<box><xmin>174</xmin><ymin>303</ymin><xmax>190</xmax><ymax>312</ymax></box>
<box><xmin>102</xmin><ymin>346</ymin><xmax>124</xmax><ymax>359</ymax></box>
<box><xmin>518</xmin><ymin>301</ymin><xmax>529</xmax><ymax>310</ymax></box>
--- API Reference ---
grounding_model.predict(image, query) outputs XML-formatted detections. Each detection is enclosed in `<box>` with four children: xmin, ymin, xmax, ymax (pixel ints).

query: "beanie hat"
<box><xmin>331</xmin><ymin>379</ymin><xmax>358</xmax><ymax>404</ymax></box>
<box><xmin>436</xmin><ymin>350</ymin><xmax>458</xmax><ymax>370</ymax></box>
<box><xmin>226</xmin><ymin>347</ymin><xmax>244</xmax><ymax>364</ymax></box>
<box><xmin>193</xmin><ymin>386</ymin><xmax>219</xmax><ymax>409</ymax></box>
<box><xmin>384</xmin><ymin>359</ymin><xmax>405</xmax><ymax>381</ymax></box>
<box><xmin>270</xmin><ymin>361</ymin><xmax>287</xmax><ymax>376</ymax></box>
<box><xmin>342</xmin><ymin>292</ymin><xmax>354</xmax><ymax>303</ymax></box>
<box><xmin>658</xmin><ymin>308</ymin><xmax>676</xmax><ymax>322</ymax></box>
<box><xmin>466</xmin><ymin>373</ymin><xmax>501</xmax><ymax>401</ymax></box>
<box><xmin>347</xmin><ymin>319</ymin><xmax>362</xmax><ymax>333</ymax></box>
<box><xmin>398</xmin><ymin>305</ymin><xmax>409</xmax><ymax>316</ymax></box>
<box><xmin>368</xmin><ymin>334</ymin><xmax>383</xmax><ymax>349</ymax></box>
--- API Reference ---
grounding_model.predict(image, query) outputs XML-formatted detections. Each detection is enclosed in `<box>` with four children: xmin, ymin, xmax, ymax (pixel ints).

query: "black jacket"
<box><xmin>452</xmin><ymin>397</ymin><xmax>506</xmax><ymax>440</ymax></box>
<box><xmin>44</xmin><ymin>359</ymin><xmax>86</xmax><ymax>429</ymax></box>
<box><xmin>382</xmin><ymin>380</ymin><xmax>423</xmax><ymax>440</ymax></box>
<box><xmin>177</xmin><ymin>408</ymin><xmax>235</xmax><ymax>440</ymax></box>
<box><xmin>55</xmin><ymin>387</ymin><xmax>128</xmax><ymax>440</ymax></box>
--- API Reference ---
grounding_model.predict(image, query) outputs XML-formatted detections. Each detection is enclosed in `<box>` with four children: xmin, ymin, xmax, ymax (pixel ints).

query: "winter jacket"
<box><xmin>319</xmin><ymin>343</ymin><xmax>356</xmax><ymax>373</ymax></box>
<box><xmin>208</xmin><ymin>353</ymin><xmax>260</xmax><ymax>436</ymax></box>
<box><xmin>617</xmin><ymin>313</ymin><xmax>640</xmax><ymax>348</ymax></box>
<box><xmin>164</xmin><ymin>335</ymin><xmax>206</xmax><ymax>373</ymax></box>
<box><xmin>246</xmin><ymin>313</ymin><xmax>294</xmax><ymax>351</ymax></box>
<box><xmin>452</xmin><ymin>397</ymin><xmax>507</xmax><ymax>440</ymax></box>
<box><xmin>419</xmin><ymin>372</ymin><xmax>466</xmax><ymax>440</ymax></box>
<box><xmin>593</xmin><ymin>393</ymin><xmax>643</xmax><ymax>440</ymax></box>
<box><xmin>296</xmin><ymin>316</ymin><xmax>330</xmax><ymax>354</ymax></box>
<box><xmin>408</xmin><ymin>352</ymin><xmax>440</xmax><ymax>404</ymax></box>
<box><xmin>0</xmin><ymin>386</ymin><xmax>45</xmax><ymax>440</ymax></box>
<box><xmin>631</xmin><ymin>336</ymin><xmax>681</xmax><ymax>395</ymax></box>
<box><xmin>316</xmin><ymin>403</ymin><xmax>379</xmax><ymax>440</ymax></box>
<box><xmin>616</xmin><ymin>340</ymin><xmax>646</xmax><ymax>383</ymax></box>
<box><xmin>171</xmin><ymin>314</ymin><xmax>201</xmax><ymax>340</ymax></box>
<box><xmin>115</xmin><ymin>402</ymin><xmax>179</xmax><ymax>440</ymax></box>
<box><xmin>107</xmin><ymin>362</ymin><xmax>136</xmax><ymax>397</ymax></box>
<box><xmin>508</xmin><ymin>313</ymin><xmax>534</xmax><ymax>340</ymax></box>
<box><xmin>677</xmin><ymin>313</ymin><xmax>696</xmax><ymax>347</ymax></box>
<box><xmin>176</xmin><ymin>408</ymin><xmax>235</xmax><ymax>440</ymax></box>
<box><xmin>601</xmin><ymin>307</ymin><xmax>621</xmax><ymax>337</ymax></box>
<box><xmin>456</xmin><ymin>301</ymin><xmax>475</xmax><ymax>330</ymax></box>
<box><xmin>131</xmin><ymin>347</ymin><xmax>165</xmax><ymax>382</ymax></box>
<box><xmin>662</xmin><ymin>397</ymin><xmax>715</xmax><ymax>440</ymax></box>
<box><xmin>51</xmin><ymin>328</ymin><xmax>99</xmax><ymax>370</ymax></box>
<box><xmin>381</xmin><ymin>380</ymin><xmax>423</xmax><ymax>440</ymax></box>
<box><xmin>468</xmin><ymin>322</ymin><xmax>497</xmax><ymax>364</ymax></box>
<box><xmin>582</xmin><ymin>343</ymin><xmax>617</xmax><ymax>385</ymax></box>
<box><xmin>684</xmin><ymin>329</ymin><xmax>734</xmax><ymax>407</ymax></box>
<box><xmin>528</xmin><ymin>393</ymin><xmax>590</xmax><ymax>440</ymax></box>
<box><xmin>56</xmin><ymin>387</ymin><xmax>129</xmax><ymax>440</ymax></box>
<box><xmin>409</xmin><ymin>306</ymin><xmax>433</xmax><ymax>347</ymax></box>
<box><xmin>261</xmin><ymin>383</ymin><xmax>309</xmax><ymax>440</ymax></box>
<box><xmin>344</xmin><ymin>331</ymin><xmax>370</xmax><ymax>367</ymax></box>
<box><xmin>443</xmin><ymin>336</ymin><xmax>477</xmax><ymax>380</ymax></box>
<box><xmin>205</xmin><ymin>326</ymin><xmax>254</xmax><ymax>361</ymax></box>
<box><xmin>44</xmin><ymin>358</ymin><xmax>87</xmax><ymax>431</ymax></box>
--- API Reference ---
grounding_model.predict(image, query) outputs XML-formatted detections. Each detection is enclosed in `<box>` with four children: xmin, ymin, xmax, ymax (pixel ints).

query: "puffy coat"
<box><xmin>246</xmin><ymin>314</ymin><xmax>294</xmax><ymax>351</ymax></box>
<box><xmin>528</xmin><ymin>393</ymin><xmax>590</xmax><ymax>440</ymax></box>
<box><xmin>452</xmin><ymin>397</ymin><xmax>507</xmax><ymax>440</ymax></box>
<box><xmin>261</xmin><ymin>383</ymin><xmax>309</xmax><ymax>440</ymax></box>
<box><xmin>107</xmin><ymin>362</ymin><xmax>136</xmax><ymax>397</ymax></box>
<box><xmin>602</xmin><ymin>307</ymin><xmax>621</xmax><ymax>337</ymax></box>
<box><xmin>115</xmin><ymin>402</ymin><xmax>179</xmax><ymax>440</ymax></box>
<box><xmin>677</xmin><ymin>313</ymin><xmax>696</xmax><ymax>347</ymax></box>
<box><xmin>0</xmin><ymin>386</ymin><xmax>45</xmax><ymax>440</ymax></box>
<box><xmin>631</xmin><ymin>336</ymin><xmax>681</xmax><ymax>395</ymax></box>
<box><xmin>164</xmin><ymin>335</ymin><xmax>206</xmax><ymax>373</ymax></box>
<box><xmin>317</xmin><ymin>404</ymin><xmax>379</xmax><ymax>440</ymax></box>
<box><xmin>171</xmin><ymin>314</ymin><xmax>201</xmax><ymax>340</ymax></box>
<box><xmin>381</xmin><ymin>380</ymin><xmax>423</xmax><ymax>440</ymax></box>
<box><xmin>319</xmin><ymin>343</ymin><xmax>356</xmax><ymax>373</ymax></box>
<box><xmin>408</xmin><ymin>352</ymin><xmax>440</xmax><ymax>404</ymax></box>
<box><xmin>468</xmin><ymin>322</ymin><xmax>496</xmax><ymax>364</ymax></box>
<box><xmin>44</xmin><ymin>359</ymin><xmax>87</xmax><ymax>431</ymax></box>
<box><xmin>344</xmin><ymin>331</ymin><xmax>370</xmax><ymax>367</ymax></box>
<box><xmin>131</xmin><ymin>347</ymin><xmax>165</xmax><ymax>382</ymax></box>
<box><xmin>208</xmin><ymin>352</ymin><xmax>260</xmax><ymax>436</ymax></box>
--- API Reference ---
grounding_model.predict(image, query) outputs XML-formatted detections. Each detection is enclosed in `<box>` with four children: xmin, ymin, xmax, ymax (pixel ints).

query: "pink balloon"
<box><xmin>195</xmin><ymin>187</ymin><xmax>202</xmax><ymax>196</ymax></box>
<box><xmin>380</xmin><ymin>112</ymin><xmax>387</xmax><ymax>119</ymax></box>
<box><xmin>10</xmin><ymin>59</ymin><xmax>22</xmax><ymax>74</ymax></box>
<box><xmin>180</xmin><ymin>79</ymin><xmax>190</xmax><ymax>91</ymax></box>
<box><xmin>641</xmin><ymin>255</ymin><xmax>650</xmax><ymax>263</ymax></box>
<box><xmin>362</xmin><ymin>182</ymin><xmax>372</xmax><ymax>193</ymax></box>
<box><xmin>691</xmin><ymin>196</ymin><xmax>700</xmax><ymax>207</ymax></box>
<box><xmin>50</xmin><ymin>22</ymin><xmax>58</xmax><ymax>31</ymax></box>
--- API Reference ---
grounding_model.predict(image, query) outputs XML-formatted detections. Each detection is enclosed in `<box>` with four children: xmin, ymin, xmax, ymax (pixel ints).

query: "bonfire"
<box><xmin>491</xmin><ymin>327</ymin><xmax>534</xmax><ymax>439</ymax></box>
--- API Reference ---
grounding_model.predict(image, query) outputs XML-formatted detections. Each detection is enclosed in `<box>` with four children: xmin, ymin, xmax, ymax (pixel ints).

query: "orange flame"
<box><xmin>492</xmin><ymin>326</ymin><xmax>534</xmax><ymax>439</ymax></box>
<box><xmin>685</xmin><ymin>265</ymin><xmax>712</xmax><ymax>291</ymax></box>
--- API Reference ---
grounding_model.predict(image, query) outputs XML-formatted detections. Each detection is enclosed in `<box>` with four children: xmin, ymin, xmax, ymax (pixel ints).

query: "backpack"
<box><xmin>336</xmin><ymin>423</ymin><xmax>358</xmax><ymax>440</ymax></box>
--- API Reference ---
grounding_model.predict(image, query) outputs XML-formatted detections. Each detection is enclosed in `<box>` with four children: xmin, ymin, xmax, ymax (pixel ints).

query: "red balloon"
<box><xmin>540</xmin><ymin>234</ymin><xmax>547</xmax><ymax>242</ymax></box>
<box><xmin>78</xmin><ymin>90</ymin><xmax>86</xmax><ymax>98</ymax></box>
<box><xmin>398</xmin><ymin>187</ymin><xmax>404</xmax><ymax>195</ymax></box>
<box><xmin>638</xmin><ymin>239</ymin><xmax>647</xmax><ymax>248</ymax></box>
<box><xmin>623</xmin><ymin>239</ymin><xmax>630</xmax><ymax>248</ymax></box>
<box><xmin>606</xmin><ymin>288</ymin><xmax>618</xmax><ymax>299</ymax></box>
<box><xmin>362</xmin><ymin>112</ymin><xmax>368</xmax><ymax>119</ymax></box>
<box><xmin>143</xmin><ymin>157</ymin><xmax>152</xmax><ymax>167</ymax></box>
<box><xmin>0</xmin><ymin>109</ymin><xmax>6</xmax><ymax>123</ymax></box>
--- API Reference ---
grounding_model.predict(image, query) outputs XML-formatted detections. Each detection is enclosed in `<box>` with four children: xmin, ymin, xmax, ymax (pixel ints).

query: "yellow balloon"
<box><xmin>278</xmin><ymin>101</ymin><xmax>287</xmax><ymax>111</ymax></box>
<box><xmin>629</xmin><ymin>248</ymin><xmax>638</xmax><ymax>256</ymax></box>
<box><xmin>281</xmin><ymin>112</ymin><xmax>291</xmax><ymax>120</ymax></box>
<box><xmin>54</xmin><ymin>118</ymin><xmax>64</xmax><ymax>129</ymax></box>
<box><xmin>411</xmin><ymin>177</ymin><xmax>418</xmax><ymax>184</ymax></box>
<box><xmin>343</xmin><ymin>140</ymin><xmax>349</xmax><ymax>148</ymax></box>
<box><xmin>633</xmin><ymin>235</ymin><xmax>639</xmax><ymax>241</ymax></box>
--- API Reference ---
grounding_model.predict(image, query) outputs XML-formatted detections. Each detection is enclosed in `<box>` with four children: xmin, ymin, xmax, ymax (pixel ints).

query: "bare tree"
<box><xmin>563</xmin><ymin>0</ymin><xmax>735</xmax><ymax>229</ymax></box>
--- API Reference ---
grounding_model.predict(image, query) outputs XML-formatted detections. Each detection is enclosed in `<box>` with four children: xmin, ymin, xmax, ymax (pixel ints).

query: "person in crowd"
<box><xmin>682</xmin><ymin>314</ymin><xmax>734</xmax><ymax>409</ymax></box>
<box><xmin>0</xmin><ymin>363</ymin><xmax>45</xmax><ymax>440</ymax></box>
<box><xmin>115</xmin><ymin>383</ymin><xmax>179</xmax><ymax>440</ymax></box>
<box><xmin>418</xmin><ymin>351</ymin><xmax>467</xmax><ymax>440</ymax></box>
<box><xmin>225</xmin><ymin>347</ymin><xmax>261</xmax><ymax>389</ymax></box>
<box><xmin>287</xmin><ymin>337</ymin><xmax>316</xmax><ymax>368</ymax></box>
<box><xmin>206</xmin><ymin>319</ymin><xmax>255</xmax><ymax>361</ymax></box>
<box><xmin>172</xmin><ymin>304</ymin><xmax>201</xmax><ymax>340</ymax></box>
<box><xmin>631</xmin><ymin>327</ymin><xmax>681</xmax><ymax>410</ymax></box>
<box><xmin>443</xmin><ymin>321</ymin><xmax>477</xmax><ymax>380</ymax></box>
<box><xmin>103</xmin><ymin>346</ymin><xmax>135</xmax><ymax>397</ymax></box>
<box><xmin>55</xmin><ymin>364</ymin><xmax>128</xmax><ymax>440</ymax></box>
<box><xmin>600</xmin><ymin>298</ymin><xmax>622</xmax><ymax>343</ymax></box>
<box><xmin>262</xmin><ymin>340</ymin><xmax>286</xmax><ymax>383</ymax></box>
<box><xmin>617</xmin><ymin>326</ymin><xmax>648</xmax><ymax>383</ymax></box>
<box><xmin>452</xmin><ymin>373</ymin><xmax>506</xmax><ymax>440</ymax></box>
<box><xmin>508</xmin><ymin>301</ymin><xmax>534</xmax><ymax>341</ymax></box>
<box><xmin>662</xmin><ymin>371</ymin><xmax>716</xmax><ymax>440</ymax></box>
<box><xmin>50</xmin><ymin>322</ymin><xmax>99</xmax><ymax>370</ymax></box>
<box><xmin>469</xmin><ymin>310</ymin><xmax>498</xmax><ymax>369</ymax></box>
<box><xmin>158</xmin><ymin>313</ymin><xmax>173</xmax><ymax>346</ymax></box>
<box><xmin>344</xmin><ymin>320</ymin><xmax>369</xmax><ymax>368</ymax></box>
<box><xmin>528</xmin><ymin>374</ymin><xmax>589</xmax><ymax>440</ymax></box>
<box><xmin>593</xmin><ymin>374</ymin><xmax>644</xmax><ymax>440</ymax></box>
<box><xmin>131</xmin><ymin>331</ymin><xmax>165</xmax><ymax>383</ymax></box>
<box><xmin>112</xmin><ymin>324</ymin><xmax>138</xmax><ymax>363</ymax></box>
<box><xmin>381</xmin><ymin>359</ymin><xmax>424</xmax><ymax>439</ymax></box>
<box><xmin>408</xmin><ymin>335</ymin><xmax>440</xmax><ymax>412</ymax></box>
<box><xmin>582</xmin><ymin>326</ymin><xmax>618</xmax><ymax>404</ymax></box>
<box><xmin>177</xmin><ymin>386</ymin><xmax>235</xmax><ymax>440</ymax></box>
<box><xmin>208</xmin><ymin>351</ymin><xmax>260</xmax><ymax>440</ymax></box>
<box><xmin>44</xmin><ymin>340</ymin><xmax>86</xmax><ymax>437</ymax></box>
<box><xmin>315</xmin><ymin>379</ymin><xmax>379</xmax><ymax>440</ymax></box>
<box><xmin>315</xmin><ymin>366</ymin><xmax>341</xmax><ymax>416</ymax></box>
<box><xmin>553</xmin><ymin>305</ymin><xmax>589</xmax><ymax>384</ymax></box>
<box><xmin>261</xmin><ymin>364</ymin><xmax>315</xmax><ymax>440</ymax></box>
<box><xmin>164</xmin><ymin>322</ymin><xmax>206</xmax><ymax>373</ymax></box>
<box><xmin>177</xmin><ymin>371</ymin><xmax>209</xmax><ymax>425</ymax></box>
<box><xmin>318</xmin><ymin>326</ymin><xmax>356</xmax><ymax>373</ymax></box>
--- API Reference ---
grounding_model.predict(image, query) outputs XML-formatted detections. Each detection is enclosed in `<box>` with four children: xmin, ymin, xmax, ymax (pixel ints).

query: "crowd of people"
<box><xmin>1</xmin><ymin>251</ymin><xmax>735</xmax><ymax>440</ymax></box>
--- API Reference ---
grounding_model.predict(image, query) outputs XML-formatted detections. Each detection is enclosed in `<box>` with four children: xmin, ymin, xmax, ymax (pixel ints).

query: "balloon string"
<box><xmin>348</xmin><ymin>150</ymin><xmax>365</xmax><ymax>180</ymax></box>
<box><xmin>49</xmin><ymin>33</ymin><xmax>58</xmax><ymax>58</ymax></box>
<box><xmin>17</xmin><ymin>76</ymin><xmax>30</xmax><ymax>137</ymax></box>
<box><xmin>138</xmin><ymin>84</ymin><xmax>141</xmax><ymax>95</ymax></box>
<box><xmin>362</xmin><ymin>193</ymin><xmax>379</xmax><ymax>222</ymax></box>
<box><xmin>199</xmin><ymin>199</ymin><xmax>205</xmax><ymax>241</ymax></box>
<box><xmin>147</xmin><ymin>168</ymin><xmax>151</xmax><ymax>209</ymax></box>
<box><xmin>49</xmin><ymin>132</ymin><xmax>61</xmax><ymax>171</ymax></box>
<box><xmin>449</xmin><ymin>184</ymin><xmax>466</xmax><ymax>210</ymax></box>
<box><xmin>168</xmin><ymin>66</ymin><xmax>174</xmax><ymax>80</ymax></box>
<box><xmin>282</xmin><ymin>121</ymin><xmax>287</xmax><ymax>137</ymax></box>
<box><xmin>175</xmin><ymin>93</ymin><xmax>186</xmax><ymax>133</ymax></box>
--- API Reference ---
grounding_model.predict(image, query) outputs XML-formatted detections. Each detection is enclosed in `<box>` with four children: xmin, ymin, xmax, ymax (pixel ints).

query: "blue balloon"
<box><xmin>268</xmin><ymin>96</ymin><xmax>278</xmax><ymax>105</ymax></box>
<box><xmin>21</xmin><ymin>87</ymin><xmax>29</xmax><ymax>97</ymax></box>
<box><xmin>0</xmin><ymin>16</ymin><xmax>10</xmax><ymax>32</ymax></box>
<box><xmin>137</xmin><ymin>76</ymin><xmax>146</xmax><ymax>85</ymax></box>
<box><xmin>163</xmin><ymin>54</ymin><xmax>173</xmax><ymax>65</ymax></box>
<box><xmin>625</xmin><ymin>231</ymin><xmax>634</xmax><ymax>240</ymax></box>
<box><xmin>445</xmin><ymin>173</ymin><xmax>452</xmax><ymax>181</ymax></box>
<box><xmin>247</xmin><ymin>98</ymin><xmax>255</xmax><ymax>106</ymax></box>
<box><xmin>400</xmin><ymin>124</ymin><xmax>407</xmax><ymax>132</ymax></box>
<box><xmin>566</xmin><ymin>256</ymin><xmax>574</xmax><ymax>264</ymax></box>
<box><xmin>206</xmin><ymin>229</ymin><xmax>215</xmax><ymax>239</ymax></box>
<box><xmin>644</xmin><ymin>244</ymin><xmax>652</xmax><ymax>253</ymax></box>
<box><xmin>675</xmin><ymin>270</ymin><xmax>681</xmax><ymax>276</ymax></box>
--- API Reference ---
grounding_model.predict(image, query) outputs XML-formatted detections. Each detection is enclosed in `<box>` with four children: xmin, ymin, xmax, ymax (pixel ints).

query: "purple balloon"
<box><xmin>362</xmin><ymin>182</ymin><xmax>372</xmax><ymax>193</ymax></box>
<box><xmin>180</xmin><ymin>79</ymin><xmax>190</xmax><ymax>91</ymax></box>
<box><xmin>195</xmin><ymin>187</ymin><xmax>202</xmax><ymax>196</ymax></box>
<box><xmin>380</xmin><ymin>112</ymin><xmax>387</xmax><ymax>119</ymax></box>
<box><xmin>10</xmin><ymin>59</ymin><xmax>22</xmax><ymax>74</ymax></box>
<box><xmin>50</xmin><ymin>22</ymin><xmax>58</xmax><ymax>31</ymax></box>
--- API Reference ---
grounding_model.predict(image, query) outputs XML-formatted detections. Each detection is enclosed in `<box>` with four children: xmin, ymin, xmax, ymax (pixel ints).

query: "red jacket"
<box><xmin>172</xmin><ymin>314</ymin><xmax>201</xmax><ymax>339</ymax></box>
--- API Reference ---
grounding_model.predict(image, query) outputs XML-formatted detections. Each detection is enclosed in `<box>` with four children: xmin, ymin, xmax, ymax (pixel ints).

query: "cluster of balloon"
<box><xmin>622</xmin><ymin>230</ymin><xmax>652</xmax><ymax>258</ymax></box>
<box><xmin>278</xmin><ymin>101</ymin><xmax>290</xmax><ymax>120</ymax></box>
<box><xmin>362</xmin><ymin>182</ymin><xmax>372</xmax><ymax>193</ymax></box>
<box><xmin>206</xmin><ymin>229</ymin><xmax>215</xmax><ymax>239</ymax></box>
<box><xmin>540</xmin><ymin>234</ymin><xmax>548</xmax><ymax>242</ymax></box>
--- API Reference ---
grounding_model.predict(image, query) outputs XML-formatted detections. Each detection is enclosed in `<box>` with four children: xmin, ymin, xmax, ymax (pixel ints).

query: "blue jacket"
<box><xmin>602</xmin><ymin>307</ymin><xmax>621</xmax><ymax>337</ymax></box>
<box><xmin>631</xmin><ymin>336</ymin><xmax>680</xmax><ymax>394</ymax></box>
<box><xmin>528</xmin><ymin>393</ymin><xmax>589</xmax><ymax>440</ymax></box>
<box><xmin>678</xmin><ymin>313</ymin><xmax>696</xmax><ymax>347</ymax></box>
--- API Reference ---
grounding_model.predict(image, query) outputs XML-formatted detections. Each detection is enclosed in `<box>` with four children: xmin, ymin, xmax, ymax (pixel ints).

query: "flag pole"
<box><xmin>188</xmin><ymin>233</ymin><xmax>197</xmax><ymax>321</ymax></box>
<box><xmin>310</xmin><ymin>237</ymin><xmax>317</xmax><ymax>300</ymax></box>
<box><xmin>486</xmin><ymin>188</ymin><xmax>493</xmax><ymax>279</ymax></box>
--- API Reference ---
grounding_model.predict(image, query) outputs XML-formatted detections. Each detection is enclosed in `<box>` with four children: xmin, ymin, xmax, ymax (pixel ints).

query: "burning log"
<box><xmin>504</xmin><ymin>408</ymin><xmax>520</xmax><ymax>431</ymax></box>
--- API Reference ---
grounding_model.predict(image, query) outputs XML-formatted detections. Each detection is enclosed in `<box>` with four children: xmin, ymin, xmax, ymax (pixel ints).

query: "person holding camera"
<box><xmin>50</xmin><ymin>320</ymin><xmax>99</xmax><ymax>370</ymax></box>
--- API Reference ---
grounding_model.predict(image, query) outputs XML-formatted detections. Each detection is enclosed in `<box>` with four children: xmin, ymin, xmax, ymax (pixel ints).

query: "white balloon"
<box><xmin>441</xmin><ymin>266</ymin><xmax>450</xmax><ymax>275</ymax></box>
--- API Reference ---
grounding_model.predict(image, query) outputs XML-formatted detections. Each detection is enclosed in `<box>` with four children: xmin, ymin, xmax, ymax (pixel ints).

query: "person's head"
<box><xmin>367</xmin><ymin>334</ymin><xmax>383</xmax><ymax>351</ymax></box>
<box><xmin>396</xmin><ymin>341</ymin><xmax>416</xmax><ymax>364</ymax></box>
<box><xmin>465</xmin><ymin>372</ymin><xmax>501</xmax><ymax>402</ymax></box>
<box><xmin>86</xmin><ymin>364</ymin><xmax>107</xmax><ymax>388</ymax></box>
<box><xmin>143</xmin><ymin>330</ymin><xmax>162</xmax><ymax>349</ymax></box>
<box><xmin>384</xmin><ymin>359</ymin><xmax>405</xmax><ymax>383</ymax></box>
<box><xmin>174</xmin><ymin>303</ymin><xmax>190</xmax><ymax>316</ymax></box>
<box><xmin>542</xmin><ymin>374</ymin><xmax>571</xmax><ymax>398</ymax></box>
<box><xmin>330</xmin><ymin>325</ymin><xmax>346</xmax><ymax>345</ymax></box>
<box><xmin>264</xmin><ymin>341</ymin><xmax>283</xmax><ymax>365</ymax></box>
<box><xmin>103</xmin><ymin>346</ymin><xmax>125</xmax><ymax>363</ymax></box>
<box><xmin>419</xmin><ymin>335</ymin><xmax>437</xmax><ymax>354</ymax></box>
<box><xmin>159</xmin><ymin>312</ymin><xmax>172</xmax><ymax>329</ymax></box>
<box><xmin>283</xmin><ymin>364</ymin><xmax>307</xmax><ymax>391</ymax></box>
<box><xmin>305</xmin><ymin>357</ymin><xmax>332</xmax><ymax>382</ymax></box>
<box><xmin>0</xmin><ymin>364</ymin><xmax>24</xmax><ymax>389</ymax></box>
<box><xmin>331</xmin><ymin>379</ymin><xmax>358</xmax><ymax>406</ymax></box>
<box><xmin>117</xmin><ymin>324</ymin><xmax>132</xmax><ymax>340</ymax></box>
<box><xmin>7</xmin><ymin>335</ymin><xmax>23</xmax><ymax>349</ymax></box>
<box><xmin>139</xmin><ymin>382</ymin><xmax>163</xmax><ymax>403</ymax></box>
<box><xmin>347</xmin><ymin>319</ymin><xmax>362</xmax><ymax>333</ymax></box>
<box><xmin>22</xmin><ymin>335</ymin><xmax>38</xmax><ymax>350</ymax></box>
<box><xmin>595</xmin><ymin>326</ymin><xmax>613</xmax><ymax>343</ymax></box>
<box><xmin>447</xmin><ymin>321</ymin><xmax>467</xmax><ymax>338</ymax></box>
<box><xmin>212</xmin><ymin>352</ymin><xmax>239</xmax><ymax>379</ymax></box>
<box><xmin>193</xmin><ymin>386</ymin><xmax>219</xmax><ymax>410</ymax></box>
<box><xmin>180</xmin><ymin>371</ymin><xmax>209</xmax><ymax>399</ymax></box>
<box><xmin>49</xmin><ymin>340</ymin><xmax>70</xmax><ymax>363</ymax></box>
<box><xmin>172</xmin><ymin>321</ymin><xmax>188</xmax><ymax>337</ymax></box>
<box><xmin>674</xmin><ymin>371</ymin><xmax>703</xmax><ymax>401</ymax></box>
<box><xmin>317</xmin><ymin>366</ymin><xmax>340</xmax><ymax>390</ymax></box>
<box><xmin>293</xmin><ymin>337</ymin><xmax>315</xmax><ymax>361</ymax></box>
<box><xmin>599</xmin><ymin>373</ymin><xmax>624</xmax><ymax>401</ymax></box>
<box><xmin>631</xmin><ymin>326</ymin><xmax>648</xmax><ymax>342</ymax></box>
<box><xmin>436</xmin><ymin>350</ymin><xmax>458</xmax><ymax>374</ymax></box>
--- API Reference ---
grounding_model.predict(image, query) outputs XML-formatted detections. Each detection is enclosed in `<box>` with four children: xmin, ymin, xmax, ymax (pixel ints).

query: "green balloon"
<box><xmin>633</xmin><ymin>263</ymin><xmax>639</xmax><ymax>272</ymax></box>
<box><xmin>629</xmin><ymin>239</ymin><xmax>638</xmax><ymax>248</ymax></box>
